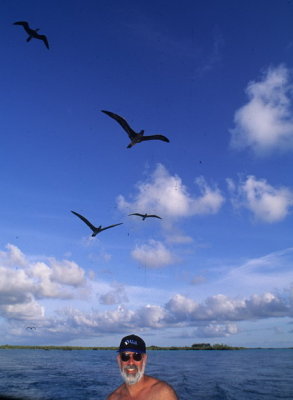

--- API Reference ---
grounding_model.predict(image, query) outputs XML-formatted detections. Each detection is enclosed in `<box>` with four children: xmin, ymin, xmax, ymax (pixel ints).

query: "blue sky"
<box><xmin>1</xmin><ymin>0</ymin><xmax>293</xmax><ymax>348</ymax></box>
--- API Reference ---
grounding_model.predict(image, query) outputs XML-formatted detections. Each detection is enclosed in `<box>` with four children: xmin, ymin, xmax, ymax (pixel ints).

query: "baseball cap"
<box><xmin>118</xmin><ymin>334</ymin><xmax>146</xmax><ymax>353</ymax></box>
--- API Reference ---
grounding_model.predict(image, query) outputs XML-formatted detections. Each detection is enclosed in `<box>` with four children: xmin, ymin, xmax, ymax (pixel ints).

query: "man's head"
<box><xmin>118</xmin><ymin>334</ymin><xmax>146</xmax><ymax>354</ymax></box>
<box><xmin>117</xmin><ymin>334</ymin><xmax>147</xmax><ymax>385</ymax></box>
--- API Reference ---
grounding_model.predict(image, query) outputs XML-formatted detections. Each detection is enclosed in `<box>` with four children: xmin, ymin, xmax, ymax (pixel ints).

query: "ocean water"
<box><xmin>0</xmin><ymin>349</ymin><xmax>292</xmax><ymax>400</ymax></box>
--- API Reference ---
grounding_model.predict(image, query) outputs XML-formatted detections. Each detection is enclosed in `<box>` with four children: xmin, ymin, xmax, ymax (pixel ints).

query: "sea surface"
<box><xmin>0</xmin><ymin>349</ymin><xmax>292</xmax><ymax>399</ymax></box>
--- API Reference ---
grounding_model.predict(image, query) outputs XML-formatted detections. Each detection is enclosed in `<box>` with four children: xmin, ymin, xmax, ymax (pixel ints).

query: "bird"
<box><xmin>26</xmin><ymin>326</ymin><xmax>36</xmax><ymax>330</ymax></box>
<box><xmin>101</xmin><ymin>110</ymin><xmax>170</xmax><ymax>148</ymax></box>
<box><xmin>13</xmin><ymin>21</ymin><xmax>49</xmax><ymax>49</ymax></box>
<box><xmin>71</xmin><ymin>210</ymin><xmax>123</xmax><ymax>237</ymax></box>
<box><xmin>129</xmin><ymin>213</ymin><xmax>162</xmax><ymax>221</ymax></box>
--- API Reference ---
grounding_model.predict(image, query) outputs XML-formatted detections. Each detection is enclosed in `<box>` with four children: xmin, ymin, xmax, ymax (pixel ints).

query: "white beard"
<box><xmin>120</xmin><ymin>361</ymin><xmax>146</xmax><ymax>385</ymax></box>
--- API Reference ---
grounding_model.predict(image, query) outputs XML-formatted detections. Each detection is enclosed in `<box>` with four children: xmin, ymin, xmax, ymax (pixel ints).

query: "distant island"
<box><xmin>0</xmin><ymin>343</ymin><xmax>246</xmax><ymax>351</ymax></box>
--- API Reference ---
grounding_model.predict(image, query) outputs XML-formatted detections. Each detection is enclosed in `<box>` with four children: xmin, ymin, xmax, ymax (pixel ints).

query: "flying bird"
<box><xmin>71</xmin><ymin>210</ymin><xmax>123</xmax><ymax>237</ymax></box>
<box><xmin>129</xmin><ymin>213</ymin><xmax>162</xmax><ymax>221</ymax></box>
<box><xmin>26</xmin><ymin>326</ymin><xmax>36</xmax><ymax>330</ymax></box>
<box><xmin>101</xmin><ymin>110</ymin><xmax>170</xmax><ymax>148</ymax></box>
<box><xmin>13</xmin><ymin>21</ymin><xmax>49</xmax><ymax>49</ymax></box>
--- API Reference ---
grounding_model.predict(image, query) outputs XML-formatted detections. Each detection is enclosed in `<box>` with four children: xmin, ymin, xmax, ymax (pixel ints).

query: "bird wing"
<box><xmin>141</xmin><ymin>134</ymin><xmax>170</xmax><ymax>143</ymax></box>
<box><xmin>71</xmin><ymin>210</ymin><xmax>97</xmax><ymax>232</ymax></box>
<box><xmin>13</xmin><ymin>21</ymin><xmax>31</xmax><ymax>33</ymax></box>
<box><xmin>38</xmin><ymin>34</ymin><xmax>49</xmax><ymax>49</ymax></box>
<box><xmin>147</xmin><ymin>214</ymin><xmax>162</xmax><ymax>219</ymax></box>
<box><xmin>102</xmin><ymin>110</ymin><xmax>136</xmax><ymax>139</ymax></box>
<box><xmin>14</xmin><ymin>21</ymin><xmax>34</xmax><ymax>35</ymax></box>
<box><xmin>128</xmin><ymin>213</ymin><xmax>144</xmax><ymax>217</ymax></box>
<box><xmin>100</xmin><ymin>222</ymin><xmax>123</xmax><ymax>232</ymax></box>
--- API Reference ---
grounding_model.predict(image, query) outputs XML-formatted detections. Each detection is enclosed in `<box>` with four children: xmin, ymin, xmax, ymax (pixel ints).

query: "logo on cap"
<box><xmin>125</xmin><ymin>339</ymin><xmax>138</xmax><ymax>346</ymax></box>
<box><xmin>118</xmin><ymin>334</ymin><xmax>146</xmax><ymax>354</ymax></box>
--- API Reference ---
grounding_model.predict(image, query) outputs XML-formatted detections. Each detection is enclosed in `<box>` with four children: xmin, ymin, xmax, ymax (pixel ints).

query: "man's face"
<box><xmin>117</xmin><ymin>351</ymin><xmax>147</xmax><ymax>385</ymax></box>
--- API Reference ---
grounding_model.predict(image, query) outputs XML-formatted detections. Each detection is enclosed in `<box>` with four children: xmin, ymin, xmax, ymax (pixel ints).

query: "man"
<box><xmin>106</xmin><ymin>334</ymin><xmax>179</xmax><ymax>400</ymax></box>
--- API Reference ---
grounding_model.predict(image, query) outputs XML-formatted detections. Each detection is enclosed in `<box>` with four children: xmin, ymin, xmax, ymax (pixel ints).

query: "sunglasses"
<box><xmin>120</xmin><ymin>352</ymin><xmax>143</xmax><ymax>362</ymax></box>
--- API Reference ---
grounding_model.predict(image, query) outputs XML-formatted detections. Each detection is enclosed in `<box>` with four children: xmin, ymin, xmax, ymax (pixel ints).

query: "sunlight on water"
<box><xmin>0</xmin><ymin>350</ymin><xmax>292</xmax><ymax>400</ymax></box>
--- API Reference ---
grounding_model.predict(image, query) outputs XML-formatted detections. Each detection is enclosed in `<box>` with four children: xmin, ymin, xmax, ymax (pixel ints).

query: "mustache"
<box><xmin>124</xmin><ymin>365</ymin><xmax>138</xmax><ymax>372</ymax></box>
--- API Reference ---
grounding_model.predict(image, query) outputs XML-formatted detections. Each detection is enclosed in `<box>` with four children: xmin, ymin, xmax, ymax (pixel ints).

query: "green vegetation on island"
<box><xmin>0</xmin><ymin>343</ymin><xmax>246</xmax><ymax>351</ymax></box>
<box><xmin>148</xmin><ymin>343</ymin><xmax>246</xmax><ymax>350</ymax></box>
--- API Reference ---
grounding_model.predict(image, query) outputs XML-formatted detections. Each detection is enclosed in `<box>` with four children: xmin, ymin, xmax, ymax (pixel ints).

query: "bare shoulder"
<box><xmin>106</xmin><ymin>384</ymin><xmax>124</xmax><ymax>400</ymax></box>
<box><xmin>105</xmin><ymin>391</ymin><xmax>117</xmax><ymax>400</ymax></box>
<box><xmin>148</xmin><ymin>377</ymin><xmax>179</xmax><ymax>399</ymax></box>
<box><xmin>106</xmin><ymin>377</ymin><xmax>178</xmax><ymax>400</ymax></box>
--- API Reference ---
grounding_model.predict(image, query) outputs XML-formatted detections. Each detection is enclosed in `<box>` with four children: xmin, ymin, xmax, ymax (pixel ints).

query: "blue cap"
<box><xmin>118</xmin><ymin>334</ymin><xmax>146</xmax><ymax>353</ymax></box>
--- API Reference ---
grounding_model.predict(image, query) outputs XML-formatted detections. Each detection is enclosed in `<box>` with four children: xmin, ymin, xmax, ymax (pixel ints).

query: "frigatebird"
<box><xmin>129</xmin><ymin>213</ymin><xmax>162</xmax><ymax>220</ymax></box>
<box><xmin>101</xmin><ymin>110</ymin><xmax>170</xmax><ymax>148</ymax></box>
<box><xmin>71</xmin><ymin>210</ymin><xmax>123</xmax><ymax>237</ymax></box>
<box><xmin>13</xmin><ymin>21</ymin><xmax>49</xmax><ymax>49</ymax></box>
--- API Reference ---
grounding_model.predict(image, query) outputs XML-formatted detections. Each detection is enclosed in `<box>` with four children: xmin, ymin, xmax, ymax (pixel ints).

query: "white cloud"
<box><xmin>245</xmin><ymin>292</ymin><xmax>288</xmax><ymax>317</ymax></box>
<box><xmin>1</xmin><ymin>244</ymin><xmax>293</xmax><ymax>341</ymax></box>
<box><xmin>31</xmin><ymin>262</ymin><xmax>68</xmax><ymax>298</ymax></box>
<box><xmin>230</xmin><ymin>64</ymin><xmax>293</xmax><ymax>154</ymax></box>
<box><xmin>136</xmin><ymin>304</ymin><xmax>167</xmax><ymax>328</ymax></box>
<box><xmin>131</xmin><ymin>239</ymin><xmax>176</xmax><ymax>268</ymax></box>
<box><xmin>166</xmin><ymin>294</ymin><xmax>198</xmax><ymax>317</ymax></box>
<box><xmin>0</xmin><ymin>243</ymin><xmax>28</xmax><ymax>268</ymax></box>
<box><xmin>42</xmin><ymin>305</ymin><xmax>137</xmax><ymax>336</ymax></box>
<box><xmin>99</xmin><ymin>283</ymin><xmax>128</xmax><ymax>305</ymax></box>
<box><xmin>117</xmin><ymin>164</ymin><xmax>224</xmax><ymax>218</ymax></box>
<box><xmin>165</xmin><ymin>291</ymin><xmax>291</xmax><ymax>323</ymax></box>
<box><xmin>195</xmin><ymin>323</ymin><xmax>239</xmax><ymax>338</ymax></box>
<box><xmin>228</xmin><ymin>175</ymin><xmax>293</xmax><ymax>222</ymax></box>
<box><xmin>12</xmin><ymin>288</ymin><xmax>291</xmax><ymax>341</ymax></box>
<box><xmin>0</xmin><ymin>267</ymin><xmax>35</xmax><ymax>306</ymax></box>
<box><xmin>0</xmin><ymin>244</ymin><xmax>89</xmax><ymax>320</ymax></box>
<box><xmin>31</xmin><ymin>260</ymin><xmax>87</xmax><ymax>299</ymax></box>
<box><xmin>2</xmin><ymin>299</ymin><xmax>44</xmax><ymax>321</ymax></box>
<box><xmin>50</xmin><ymin>259</ymin><xmax>86</xmax><ymax>287</ymax></box>
<box><xmin>210</xmin><ymin>247</ymin><xmax>293</xmax><ymax>299</ymax></box>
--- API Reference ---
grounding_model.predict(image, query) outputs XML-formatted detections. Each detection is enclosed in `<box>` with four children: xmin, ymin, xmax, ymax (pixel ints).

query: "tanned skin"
<box><xmin>106</xmin><ymin>353</ymin><xmax>178</xmax><ymax>400</ymax></box>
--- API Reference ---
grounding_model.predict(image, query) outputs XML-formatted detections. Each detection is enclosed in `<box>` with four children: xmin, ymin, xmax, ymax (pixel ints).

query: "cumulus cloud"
<box><xmin>50</xmin><ymin>259</ymin><xmax>86</xmax><ymax>287</ymax></box>
<box><xmin>228</xmin><ymin>175</ymin><xmax>293</xmax><ymax>222</ymax></box>
<box><xmin>1</xmin><ymin>299</ymin><xmax>44</xmax><ymax>321</ymax></box>
<box><xmin>2</xmin><ymin>244</ymin><xmax>293</xmax><ymax>341</ymax></box>
<box><xmin>31</xmin><ymin>258</ymin><xmax>86</xmax><ymax>298</ymax></box>
<box><xmin>135</xmin><ymin>304</ymin><xmax>167</xmax><ymax>328</ymax></box>
<box><xmin>165</xmin><ymin>292</ymin><xmax>291</xmax><ymax>323</ymax></box>
<box><xmin>0</xmin><ymin>269</ymin><xmax>34</xmax><ymax>306</ymax></box>
<box><xmin>38</xmin><ymin>305</ymin><xmax>137</xmax><ymax>337</ymax></box>
<box><xmin>195</xmin><ymin>323</ymin><xmax>239</xmax><ymax>338</ymax></box>
<box><xmin>99</xmin><ymin>283</ymin><xmax>128</xmax><ymax>305</ymax></box>
<box><xmin>162</xmin><ymin>295</ymin><xmax>196</xmax><ymax>323</ymax></box>
<box><xmin>230</xmin><ymin>64</ymin><xmax>293</xmax><ymax>154</ymax></box>
<box><xmin>117</xmin><ymin>164</ymin><xmax>224</xmax><ymax>218</ymax></box>
<box><xmin>0</xmin><ymin>243</ymin><xmax>27</xmax><ymax>268</ymax></box>
<box><xmin>0</xmin><ymin>244</ymin><xmax>88</xmax><ymax>321</ymax></box>
<box><xmin>18</xmin><ymin>288</ymin><xmax>292</xmax><ymax>341</ymax></box>
<box><xmin>131</xmin><ymin>239</ymin><xmax>176</xmax><ymax>268</ymax></box>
